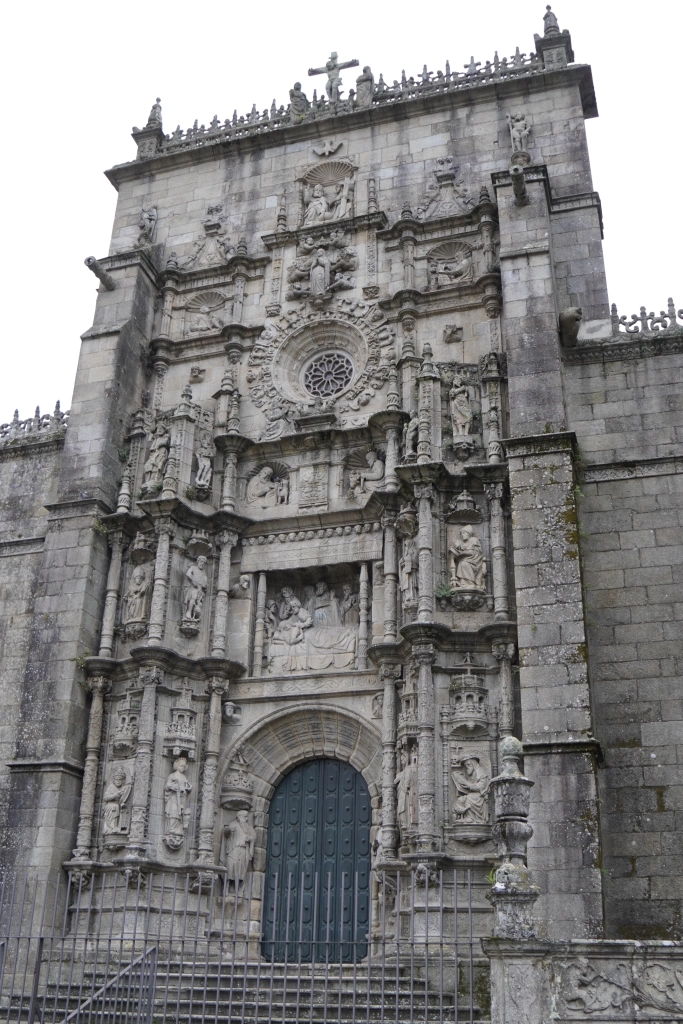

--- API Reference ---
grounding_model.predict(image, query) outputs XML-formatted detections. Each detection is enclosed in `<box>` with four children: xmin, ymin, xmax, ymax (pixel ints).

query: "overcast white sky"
<box><xmin>0</xmin><ymin>0</ymin><xmax>680</xmax><ymax>424</ymax></box>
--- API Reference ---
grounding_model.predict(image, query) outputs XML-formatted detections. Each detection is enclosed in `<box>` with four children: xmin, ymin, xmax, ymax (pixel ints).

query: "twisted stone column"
<box><xmin>211</xmin><ymin>531</ymin><xmax>238</xmax><ymax>657</ymax></box>
<box><xmin>73</xmin><ymin>675</ymin><xmax>110</xmax><ymax>859</ymax></box>
<box><xmin>126</xmin><ymin>665</ymin><xmax>161</xmax><ymax>859</ymax></box>
<box><xmin>414</xmin><ymin>642</ymin><xmax>438</xmax><ymax>851</ymax></box>
<box><xmin>415</xmin><ymin>484</ymin><xmax>434</xmax><ymax>623</ymax></box>
<box><xmin>99</xmin><ymin>533</ymin><xmax>123</xmax><ymax>657</ymax></box>
<box><xmin>147</xmin><ymin>521</ymin><xmax>173</xmax><ymax>645</ymax></box>
<box><xmin>197</xmin><ymin>677</ymin><xmax>226</xmax><ymax>863</ymax></box>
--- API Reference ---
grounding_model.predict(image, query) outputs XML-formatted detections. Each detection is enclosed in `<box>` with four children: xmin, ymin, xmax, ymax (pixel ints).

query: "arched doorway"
<box><xmin>263</xmin><ymin>758</ymin><xmax>371</xmax><ymax>962</ymax></box>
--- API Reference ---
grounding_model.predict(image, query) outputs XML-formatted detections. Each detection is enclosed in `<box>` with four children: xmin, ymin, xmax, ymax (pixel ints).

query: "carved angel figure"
<box><xmin>224</xmin><ymin>810</ymin><xmax>256</xmax><ymax>894</ymax></box>
<box><xmin>102</xmin><ymin>766</ymin><xmax>132</xmax><ymax>835</ymax></box>
<box><xmin>449</xmin><ymin>375</ymin><xmax>472</xmax><ymax>436</ymax></box>
<box><xmin>451</xmin><ymin>756</ymin><xmax>490</xmax><ymax>824</ymax></box>
<box><xmin>449</xmin><ymin>527</ymin><xmax>486</xmax><ymax>591</ymax></box>
<box><xmin>142</xmin><ymin>423</ymin><xmax>170</xmax><ymax>491</ymax></box>
<box><xmin>182</xmin><ymin>556</ymin><xmax>208</xmax><ymax>623</ymax></box>
<box><xmin>163</xmin><ymin>757</ymin><xmax>192</xmax><ymax>850</ymax></box>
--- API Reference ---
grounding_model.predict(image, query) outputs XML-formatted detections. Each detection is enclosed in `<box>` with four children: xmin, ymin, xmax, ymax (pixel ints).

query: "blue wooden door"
<box><xmin>263</xmin><ymin>758</ymin><xmax>371</xmax><ymax>962</ymax></box>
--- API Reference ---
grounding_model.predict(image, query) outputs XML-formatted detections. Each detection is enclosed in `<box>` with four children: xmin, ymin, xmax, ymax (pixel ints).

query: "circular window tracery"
<box><xmin>303</xmin><ymin>352</ymin><xmax>354</xmax><ymax>399</ymax></box>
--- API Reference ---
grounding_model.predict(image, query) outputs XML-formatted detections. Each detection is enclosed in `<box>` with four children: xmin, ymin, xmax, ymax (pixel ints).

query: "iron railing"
<box><xmin>0</xmin><ymin>868</ymin><xmax>488</xmax><ymax>1023</ymax></box>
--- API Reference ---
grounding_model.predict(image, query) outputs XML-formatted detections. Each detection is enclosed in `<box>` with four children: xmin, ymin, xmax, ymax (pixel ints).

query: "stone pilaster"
<box><xmin>415</xmin><ymin>484</ymin><xmax>435</xmax><ymax>623</ymax></box>
<box><xmin>147</xmin><ymin>520</ymin><xmax>173</xmax><ymax>646</ymax></box>
<box><xmin>73</xmin><ymin>676</ymin><xmax>111</xmax><ymax>860</ymax></box>
<box><xmin>196</xmin><ymin>676</ymin><xmax>226</xmax><ymax>863</ymax></box>
<box><xmin>485</xmin><ymin>483</ymin><xmax>510</xmax><ymax>622</ymax></box>
<box><xmin>252</xmin><ymin>572</ymin><xmax>267</xmax><ymax>677</ymax></box>
<box><xmin>493</xmin><ymin>641</ymin><xmax>516</xmax><ymax>737</ymax></box>
<box><xmin>382</xmin><ymin>513</ymin><xmax>398</xmax><ymax>643</ymax></box>
<box><xmin>126</xmin><ymin>665</ymin><xmax>161</xmax><ymax>860</ymax></box>
<box><xmin>413</xmin><ymin>642</ymin><xmax>439</xmax><ymax>852</ymax></box>
<box><xmin>98</xmin><ymin>532</ymin><xmax>123</xmax><ymax>658</ymax></box>
<box><xmin>211</xmin><ymin>530</ymin><xmax>238</xmax><ymax>658</ymax></box>
<box><xmin>358</xmin><ymin>563</ymin><xmax>369</xmax><ymax>669</ymax></box>
<box><xmin>378</xmin><ymin>658</ymin><xmax>401</xmax><ymax>861</ymax></box>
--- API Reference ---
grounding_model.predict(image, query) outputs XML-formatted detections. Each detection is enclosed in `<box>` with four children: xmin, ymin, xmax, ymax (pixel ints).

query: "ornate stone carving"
<box><xmin>399</xmin><ymin>537</ymin><xmax>418</xmax><ymax>611</ymax></box>
<box><xmin>121</xmin><ymin>565</ymin><xmax>151</xmax><ymax>641</ymax></box>
<box><xmin>112</xmin><ymin>691</ymin><xmax>141</xmax><ymax>759</ymax></box>
<box><xmin>162</xmin><ymin>688</ymin><xmax>197</xmax><ymax>761</ymax></box>
<box><xmin>102</xmin><ymin>764</ymin><xmax>133</xmax><ymax>845</ymax></box>
<box><xmin>308</xmin><ymin>51</ymin><xmax>359</xmax><ymax>104</ymax></box>
<box><xmin>289</xmin><ymin>82</ymin><xmax>310</xmax><ymax>120</ymax></box>
<box><xmin>559</xmin><ymin>306</ymin><xmax>583</xmax><ymax>348</ymax></box>
<box><xmin>224</xmin><ymin>810</ymin><xmax>256</xmax><ymax>894</ymax></box>
<box><xmin>507</xmin><ymin>112</ymin><xmax>531</xmax><ymax>158</ymax></box>
<box><xmin>141</xmin><ymin>422</ymin><xmax>170</xmax><ymax>494</ymax></box>
<box><xmin>163</xmin><ymin>757</ymin><xmax>192</xmax><ymax>851</ymax></box>
<box><xmin>180</xmin><ymin>555</ymin><xmax>208</xmax><ymax>637</ymax></box>
<box><xmin>427</xmin><ymin>242</ymin><xmax>473</xmax><ymax>290</ymax></box>
<box><xmin>286</xmin><ymin>230</ymin><xmax>358</xmax><ymax>304</ymax></box>
<box><xmin>395</xmin><ymin>746</ymin><xmax>419</xmax><ymax>840</ymax></box>
<box><xmin>183</xmin><ymin>204</ymin><xmax>236</xmax><ymax>269</ymax></box>
<box><xmin>137</xmin><ymin>206</ymin><xmax>158</xmax><ymax>245</ymax></box>
<box><xmin>415</xmin><ymin>157</ymin><xmax>474</xmax><ymax>220</ymax></box>
<box><xmin>355</xmin><ymin>66</ymin><xmax>374</xmax><ymax>107</ymax></box>
<box><xmin>451</xmin><ymin>752</ymin><xmax>491</xmax><ymax>825</ymax></box>
<box><xmin>312</xmin><ymin>138</ymin><xmax>342</xmax><ymax>157</ymax></box>
<box><xmin>246</xmin><ymin>465</ymin><xmax>290</xmax><ymax>508</ymax></box>
<box><xmin>448</xmin><ymin>525</ymin><xmax>487</xmax><ymax>604</ymax></box>
<box><xmin>220</xmin><ymin>751</ymin><xmax>254</xmax><ymax>809</ymax></box>
<box><xmin>372</xmin><ymin>692</ymin><xmax>384</xmax><ymax>719</ymax></box>
<box><xmin>347</xmin><ymin>450</ymin><xmax>385</xmax><ymax>497</ymax></box>
<box><xmin>263</xmin><ymin>577</ymin><xmax>362</xmax><ymax>674</ymax></box>
<box><xmin>193</xmin><ymin>434</ymin><xmax>214</xmax><ymax>497</ymax></box>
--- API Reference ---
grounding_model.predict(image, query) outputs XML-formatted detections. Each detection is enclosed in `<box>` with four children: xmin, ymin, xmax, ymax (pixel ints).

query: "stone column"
<box><xmin>417</xmin><ymin>344</ymin><xmax>440</xmax><ymax>465</ymax></box>
<box><xmin>493</xmin><ymin>641</ymin><xmax>516</xmax><ymax>736</ymax></box>
<box><xmin>147</xmin><ymin>521</ymin><xmax>173</xmax><ymax>646</ymax></box>
<box><xmin>73</xmin><ymin>675</ymin><xmax>110</xmax><ymax>859</ymax></box>
<box><xmin>382</xmin><ymin>514</ymin><xmax>398</xmax><ymax>643</ymax></box>
<box><xmin>126</xmin><ymin>665</ymin><xmax>161</xmax><ymax>859</ymax></box>
<box><xmin>98</xmin><ymin>532</ymin><xmax>124</xmax><ymax>658</ymax></box>
<box><xmin>358</xmin><ymin>563</ymin><xmax>369</xmax><ymax>669</ymax></box>
<box><xmin>252</xmin><ymin>572</ymin><xmax>267</xmax><ymax>677</ymax></box>
<box><xmin>415</xmin><ymin>484</ymin><xmax>434</xmax><ymax>623</ymax></box>
<box><xmin>152</xmin><ymin>359</ymin><xmax>168</xmax><ymax>411</ymax></box>
<box><xmin>211</xmin><ymin>530</ymin><xmax>238</xmax><ymax>658</ymax></box>
<box><xmin>158</xmin><ymin>281</ymin><xmax>177</xmax><ymax>339</ymax></box>
<box><xmin>196</xmin><ymin>676</ymin><xmax>226</xmax><ymax>863</ymax></box>
<box><xmin>401</xmin><ymin>226</ymin><xmax>416</xmax><ymax>290</ymax></box>
<box><xmin>379</xmin><ymin>661</ymin><xmax>401</xmax><ymax>861</ymax></box>
<box><xmin>485</xmin><ymin>482</ymin><xmax>509</xmax><ymax>622</ymax></box>
<box><xmin>414</xmin><ymin>642</ymin><xmax>438</xmax><ymax>851</ymax></box>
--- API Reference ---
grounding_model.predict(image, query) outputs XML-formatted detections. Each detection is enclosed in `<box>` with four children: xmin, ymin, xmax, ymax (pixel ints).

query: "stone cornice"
<box><xmin>7</xmin><ymin>757</ymin><xmax>84</xmax><ymax>778</ymax></box>
<box><xmin>504</xmin><ymin>431</ymin><xmax>577</xmax><ymax>459</ymax></box>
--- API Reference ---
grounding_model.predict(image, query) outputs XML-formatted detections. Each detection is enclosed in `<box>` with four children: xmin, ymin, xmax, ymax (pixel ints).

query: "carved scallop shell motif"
<box><xmin>185</xmin><ymin>290</ymin><xmax>227</xmax><ymax>311</ymax></box>
<box><xmin>301</xmin><ymin>159</ymin><xmax>356</xmax><ymax>185</ymax></box>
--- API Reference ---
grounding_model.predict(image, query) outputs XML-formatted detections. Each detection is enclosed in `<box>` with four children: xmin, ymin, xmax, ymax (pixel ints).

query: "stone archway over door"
<box><xmin>263</xmin><ymin>758</ymin><xmax>371</xmax><ymax>962</ymax></box>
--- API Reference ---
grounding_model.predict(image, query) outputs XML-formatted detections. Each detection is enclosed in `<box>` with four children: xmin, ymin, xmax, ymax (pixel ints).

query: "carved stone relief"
<box><xmin>162</xmin><ymin>688</ymin><xmax>197</xmax><ymax>761</ymax></box>
<box><xmin>111</xmin><ymin>692</ymin><xmax>141</xmax><ymax>758</ymax></box>
<box><xmin>415</xmin><ymin>157</ymin><xmax>475</xmax><ymax>220</ymax></box>
<box><xmin>220</xmin><ymin>750</ymin><xmax>254</xmax><ymax>809</ymax></box>
<box><xmin>246</xmin><ymin>465</ymin><xmax>290</xmax><ymax>508</ymax></box>
<box><xmin>300</xmin><ymin>159</ymin><xmax>356</xmax><ymax>226</ymax></box>
<box><xmin>141</xmin><ymin>422</ymin><xmax>170</xmax><ymax>494</ymax></box>
<box><xmin>121</xmin><ymin>565</ymin><xmax>152</xmax><ymax>641</ymax></box>
<box><xmin>427</xmin><ymin>242</ymin><xmax>473</xmax><ymax>290</ymax></box>
<box><xmin>346</xmin><ymin>450</ymin><xmax>385</xmax><ymax>498</ymax></box>
<box><xmin>448</xmin><ymin>526</ymin><xmax>487</xmax><ymax>605</ymax></box>
<box><xmin>286</xmin><ymin>230</ymin><xmax>358</xmax><ymax>305</ymax></box>
<box><xmin>223</xmin><ymin>809</ymin><xmax>255</xmax><ymax>893</ymax></box>
<box><xmin>137</xmin><ymin>206</ymin><xmax>157</xmax><ymax>245</ymax></box>
<box><xmin>162</xmin><ymin>756</ymin><xmax>192</xmax><ymax>851</ymax></box>
<box><xmin>395</xmin><ymin>746</ymin><xmax>419</xmax><ymax>842</ymax></box>
<box><xmin>399</xmin><ymin>536</ymin><xmax>418</xmax><ymax>612</ymax></box>
<box><xmin>183</xmin><ymin>204</ymin><xmax>236</xmax><ymax>269</ymax></box>
<box><xmin>180</xmin><ymin>555</ymin><xmax>209</xmax><ymax>637</ymax></box>
<box><xmin>193</xmin><ymin>434</ymin><xmax>214</xmax><ymax>498</ymax></box>
<box><xmin>185</xmin><ymin>291</ymin><xmax>227</xmax><ymax>336</ymax></box>
<box><xmin>102</xmin><ymin>764</ymin><xmax>133</xmax><ymax>847</ymax></box>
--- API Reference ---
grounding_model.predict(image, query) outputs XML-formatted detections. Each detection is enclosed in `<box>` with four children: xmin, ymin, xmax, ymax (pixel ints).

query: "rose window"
<box><xmin>303</xmin><ymin>352</ymin><xmax>354</xmax><ymax>398</ymax></box>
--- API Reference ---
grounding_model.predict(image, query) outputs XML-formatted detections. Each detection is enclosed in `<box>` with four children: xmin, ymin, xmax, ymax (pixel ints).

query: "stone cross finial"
<box><xmin>308</xmin><ymin>52</ymin><xmax>360</xmax><ymax>103</ymax></box>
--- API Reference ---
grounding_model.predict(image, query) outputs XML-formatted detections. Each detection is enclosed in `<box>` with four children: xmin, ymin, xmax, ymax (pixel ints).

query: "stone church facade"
<box><xmin>2</xmin><ymin>6</ymin><xmax>683</xmax><ymax>1020</ymax></box>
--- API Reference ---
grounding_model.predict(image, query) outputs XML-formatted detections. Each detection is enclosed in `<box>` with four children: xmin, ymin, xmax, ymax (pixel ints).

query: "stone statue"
<box><xmin>137</xmin><ymin>206</ymin><xmax>157</xmax><ymax>245</ymax></box>
<box><xmin>372</xmin><ymin>692</ymin><xmax>384</xmax><ymax>719</ymax></box>
<box><xmin>308</xmin><ymin>51</ymin><xmax>359</xmax><ymax>103</ymax></box>
<box><xmin>309</xmin><ymin>248</ymin><xmax>332</xmax><ymax>295</ymax></box>
<box><xmin>355</xmin><ymin>66</ymin><xmax>374</xmax><ymax>108</ymax></box>
<box><xmin>543</xmin><ymin>4</ymin><xmax>560</xmax><ymax>35</ymax></box>
<box><xmin>399</xmin><ymin>538</ymin><xmax>418</xmax><ymax>608</ymax></box>
<box><xmin>264</xmin><ymin>599</ymin><xmax>279</xmax><ymax>638</ymax></box>
<box><xmin>102</xmin><ymin>765</ymin><xmax>132</xmax><ymax>836</ymax></box>
<box><xmin>507</xmin><ymin>113</ymin><xmax>530</xmax><ymax>154</ymax></box>
<box><xmin>189</xmin><ymin>306</ymin><xmax>222</xmax><ymax>333</ymax></box>
<box><xmin>559</xmin><ymin>307</ymin><xmax>583</xmax><ymax>348</ymax></box>
<box><xmin>303</xmin><ymin>185</ymin><xmax>330</xmax><ymax>227</ymax></box>
<box><xmin>146</xmin><ymin>97</ymin><xmax>162</xmax><ymax>126</ymax></box>
<box><xmin>163</xmin><ymin>757</ymin><xmax>192</xmax><ymax>850</ymax></box>
<box><xmin>289</xmin><ymin>82</ymin><xmax>310</xmax><ymax>118</ymax></box>
<box><xmin>395</xmin><ymin>748</ymin><xmax>418</xmax><ymax>834</ymax></box>
<box><xmin>449</xmin><ymin>375</ymin><xmax>472</xmax><ymax>436</ymax></box>
<box><xmin>195</xmin><ymin>436</ymin><xmax>214</xmax><ymax>490</ymax></box>
<box><xmin>359</xmin><ymin>451</ymin><xmax>385</xmax><ymax>492</ymax></box>
<box><xmin>347</xmin><ymin>471</ymin><xmax>363</xmax><ymax>499</ymax></box>
<box><xmin>338</xmin><ymin>584</ymin><xmax>360</xmax><ymax>626</ymax></box>
<box><xmin>449</xmin><ymin>527</ymin><xmax>486</xmax><ymax>591</ymax></box>
<box><xmin>451</xmin><ymin>755</ymin><xmax>490</xmax><ymax>824</ymax></box>
<box><xmin>224</xmin><ymin>809</ymin><xmax>256</xmax><ymax>894</ymax></box>
<box><xmin>121</xmin><ymin>567</ymin><xmax>151</xmax><ymax>640</ymax></box>
<box><xmin>142</xmin><ymin>423</ymin><xmax>170</xmax><ymax>492</ymax></box>
<box><xmin>403</xmin><ymin>412</ymin><xmax>419</xmax><ymax>460</ymax></box>
<box><xmin>246</xmin><ymin>466</ymin><xmax>279</xmax><ymax>507</ymax></box>
<box><xmin>182</xmin><ymin>556</ymin><xmax>208</xmax><ymax>627</ymax></box>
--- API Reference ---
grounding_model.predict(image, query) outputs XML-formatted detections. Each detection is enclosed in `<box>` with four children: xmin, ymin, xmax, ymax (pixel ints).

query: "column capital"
<box><xmin>484</xmin><ymin>481</ymin><xmax>505</xmax><ymax>503</ymax></box>
<box><xmin>216</xmin><ymin>528</ymin><xmax>239</xmax><ymax>549</ymax></box>
<box><xmin>493</xmin><ymin>640</ymin><xmax>516</xmax><ymax>662</ymax></box>
<box><xmin>412</xmin><ymin>642</ymin><xmax>436</xmax><ymax>666</ymax></box>
<box><xmin>414</xmin><ymin>482</ymin><xmax>435</xmax><ymax>503</ymax></box>
<box><xmin>206</xmin><ymin>676</ymin><xmax>227</xmax><ymax>697</ymax></box>
<box><xmin>87</xmin><ymin>675</ymin><xmax>111</xmax><ymax>697</ymax></box>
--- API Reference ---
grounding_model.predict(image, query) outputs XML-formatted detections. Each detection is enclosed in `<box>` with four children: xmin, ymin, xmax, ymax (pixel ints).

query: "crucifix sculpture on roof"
<box><xmin>308</xmin><ymin>52</ymin><xmax>360</xmax><ymax>103</ymax></box>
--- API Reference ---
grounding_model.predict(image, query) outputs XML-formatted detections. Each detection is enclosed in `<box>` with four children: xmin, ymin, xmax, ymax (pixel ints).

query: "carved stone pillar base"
<box><xmin>487</xmin><ymin>886</ymin><xmax>540</xmax><ymax>940</ymax></box>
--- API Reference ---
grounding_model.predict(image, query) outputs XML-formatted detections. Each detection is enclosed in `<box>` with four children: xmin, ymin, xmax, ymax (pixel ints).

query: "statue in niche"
<box><xmin>268</xmin><ymin>597</ymin><xmax>312</xmax><ymax>672</ymax></box>
<box><xmin>163</xmin><ymin>757</ymin><xmax>192</xmax><ymax>850</ymax></box>
<box><xmin>403</xmin><ymin>412</ymin><xmax>419</xmax><ymax>461</ymax></box>
<box><xmin>194</xmin><ymin>436</ymin><xmax>214</xmax><ymax>491</ymax></box>
<box><xmin>102</xmin><ymin>765</ymin><xmax>132</xmax><ymax>836</ymax></box>
<box><xmin>121</xmin><ymin>566</ymin><xmax>151</xmax><ymax>640</ymax></box>
<box><xmin>449</xmin><ymin>375</ymin><xmax>472</xmax><ymax>436</ymax></box>
<box><xmin>304</xmin><ymin>184</ymin><xmax>331</xmax><ymax>226</ymax></box>
<box><xmin>360</xmin><ymin>451</ymin><xmax>385</xmax><ymax>492</ymax></box>
<box><xmin>399</xmin><ymin>537</ymin><xmax>418</xmax><ymax>609</ymax></box>
<box><xmin>449</xmin><ymin>527</ymin><xmax>486</xmax><ymax>591</ymax></box>
<box><xmin>395</xmin><ymin>747</ymin><xmax>418</xmax><ymax>834</ymax></box>
<box><xmin>451</xmin><ymin>755</ymin><xmax>490</xmax><ymax>824</ymax></box>
<box><xmin>189</xmin><ymin>306</ymin><xmax>223</xmax><ymax>333</ymax></box>
<box><xmin>224</xmin><ymin>810</ymin><xmax>256</xmax><ymax>894</ymax></box>
<box><xmin>428</xmin><ymin>244</ymin><xmax>472</xmax><ymax>290</ymax></box>
<box><xmin>507</xmin><ymin>113</ymin><xmax>530</xmax><ymax>154</ymax></box>
<box><xmin>311</xmin><ymin>581</ymin><xmax>340</xmax><ymax>626</ymax></box>
<box><xmin>142</xmin><ymin>422</ymin><xmax>170</xmax><ymax>492</ymax></box>
<box><xmin>246</xmin><ymin>466</ymin><xmax>288</xmax><ymax>508</ymax></box>
<box><xmin>302</xmin><ymin>181</ymin><xmax>352</xmax><ymax>226</ymax></box>
<box><xmin>339</xmin><ymin>584</ymin><xmax>360</xmax><ymax>626</ymax></box>
<box><xmin>309</xmin><ymin>248</ymin><xmax>332</xmax><ymax>296</ymax></box>
<box><xmin>137</xmin><ymin>207</ymin><xmax>157</xmax><ymax>245</ymax></box>
<box><xmin>181</xmin><ymin>555</ymin><xmax>208</xmax><ymax>634</ymax></box>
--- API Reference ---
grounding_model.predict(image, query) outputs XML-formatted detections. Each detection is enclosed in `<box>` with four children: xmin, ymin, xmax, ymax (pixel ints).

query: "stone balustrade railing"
<box><xmin>0</xmin><ymin>402</ymin><xmax>69</xmax><ymax>446</ymax></box>
<box><xmin>611</xmin><ymin>297</ymin><xmax>683</xmax><ymax>336</ymax></box>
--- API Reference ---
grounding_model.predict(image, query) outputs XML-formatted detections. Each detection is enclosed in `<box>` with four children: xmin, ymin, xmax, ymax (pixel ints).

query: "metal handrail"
<box><xmin>61</xmin><ymin>945</ymin><xmax>157</xmax><ymax>1024</ymax></box>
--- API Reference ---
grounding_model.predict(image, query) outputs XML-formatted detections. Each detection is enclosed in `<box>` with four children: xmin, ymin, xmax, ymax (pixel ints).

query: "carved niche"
<box><xmin>162</xmin><ymin>756</ymin><xmax>192</xmax><ymax>851</ymax></box>
<box><xmin>438</xmin><ymin>363</ymin><xmax>481</xmax><ymax>461</ymax></box>
<box><xmin>162</xmin><ymin>687</ymin><xmax>198</xmax><ymax>761</ymax></box>
<box><xmin>101</xmin><ymin>763</ymin><xmax>133</xmax><ymax>848</ymax></box>
<box><xmin>245</xmin><ymin>462</ymin><xmax>290</xmax><ymax>508</ymax></box>
<box><xmin>299</xmin><ymin>159</ymin><xmax>356</xmax><ymax>227</ymax></box>
<box><xmin>286</xmin><ymin>229</ymin><xmax>358</xmax><ymax>305</ymax></box>
<box><xmin>427</xmin><ymin>241</ymin><xmax>473</xmax><ymax>290</ymax></box>
<box><xmin>120</xmin><ymin>563</ymin><xmax>152</xmax><ymax>642</ymax></box>
<box><xmin>111</xmin><ymin>691</ymin><xmax>141</xmax><ymax>759</ymax></box>
<box><xmin>183</xmin><ymin>290</ymin><xmax>230</xmax><ymax>338</ymax></box>
<box><xmin>246</xmin><ymin>299</ymin><xmax>396</xmax><ymax>436</ymax></box>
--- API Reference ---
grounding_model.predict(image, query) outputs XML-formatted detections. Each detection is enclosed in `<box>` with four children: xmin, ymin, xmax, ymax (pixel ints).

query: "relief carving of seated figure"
<box><xmin>306</xmin><ymin>580</ymin><xmax>357</xmax><ymax>671</ymax></box>
<box><xmin>246</xmin><ymin>466</ymin><xmax>279</xmax><ymax>508</ymax></box>
<box><xmin>268</xmin><ymin>597</ymin><xmax>312</xmax><ymax>673</ymax></box>
<box><xmin>359</xmin><ymin>451</ymin><xmax>385</xmax><ymax>493</ymax></box>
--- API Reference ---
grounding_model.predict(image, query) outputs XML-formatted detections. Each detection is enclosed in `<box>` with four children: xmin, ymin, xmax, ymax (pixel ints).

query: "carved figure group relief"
<box><xmin>286</xmin><ymin>230</ymin><xmax>358</xmax><ymax>304</ymax></box>
<box><xmin>427</xmin><ymin>242</ymin><xmax>473</xmax><ymax>290</ymax></box>
<box><xmin>415</xmin><ymin>157</ymin><xmax>475</xmax><ymax>221</ymax></box>
<box><xmin>554</xmin><ymin>954</ymin><xmax>683</xmax><ymax>1018</ymax></box>
<box><xmin>300</xmin><ymin>160</ymin><xmax>356</xmax><ymax>227</ymax></box>
<box><xmin>121</xmin><ymin>566</ymin><xmax>151</xmax><ymax>641</ymax></box>
<box><xmin>246</xmin><ymin>466</ymin><xmax>290</xmax><ymax>508</ymax></box>
<box><xmin>180</xmin><ymin>555</ymin><xmax>209</xmax><ymax>637</ymax></box>
<box><xmin>264</xmin><ymin>577</ymin><xmax>362</xmax><ymax>674</ymax></box>
<box><xmin>224</xmin><ymin>809</ymin><xmax>255</xmax><ymax>893</ymax></box>
<box><xmin>163</xmin><ymin>757</ymin><xmax>192</xmax><ymax>850</ymax></box>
